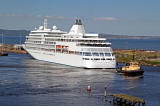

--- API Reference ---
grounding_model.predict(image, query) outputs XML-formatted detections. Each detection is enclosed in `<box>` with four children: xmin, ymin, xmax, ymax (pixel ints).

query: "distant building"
<box><xmin>13</xmin><ymin>44</ymin><xmax>23</xmax><ymax>50</ymax></box>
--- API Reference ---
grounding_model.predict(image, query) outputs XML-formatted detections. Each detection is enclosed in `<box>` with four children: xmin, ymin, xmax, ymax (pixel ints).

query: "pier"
<box><xmin>0</xmin><ymin>44</ymin><xmax>27</xmax><ymax>54</ymax></box>
<box><xmin>110</xmin><ymin>93</ymin><xmax>145</xmax><ymax>106</ymax></box>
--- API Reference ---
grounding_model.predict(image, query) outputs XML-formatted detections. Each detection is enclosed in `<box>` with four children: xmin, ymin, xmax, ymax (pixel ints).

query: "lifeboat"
<box><xmin>56</xmin><ymin>45</ymin><xmax>62</xmax><ymax>48</ymax></box>
<box><xmin>56</xmin><ymin>45</ymin><xmax>68</xmax><ymax>48</ymax></box>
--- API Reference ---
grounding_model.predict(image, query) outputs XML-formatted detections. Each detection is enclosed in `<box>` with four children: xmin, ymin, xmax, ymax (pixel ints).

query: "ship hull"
<box><xmin>117</xmin><ymin>69</ymin><xmax>144</xmax><ymax>76</ymax></box>
<box><xmin>25</xmin><ymin>49</ymin><xmax>116</xmax><ymax>69</ymax></box>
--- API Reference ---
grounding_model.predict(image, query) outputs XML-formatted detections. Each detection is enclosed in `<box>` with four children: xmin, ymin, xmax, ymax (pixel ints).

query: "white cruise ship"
<box><xmin>23</xmin><ymin>19</ymin><xmax>116</xmax><ymax>68</ymax></box>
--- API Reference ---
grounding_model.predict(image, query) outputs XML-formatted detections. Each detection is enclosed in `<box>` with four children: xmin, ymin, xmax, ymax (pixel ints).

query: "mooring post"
<box><xmin>119</xmin><ymin>98</ymin><xmax>122</xmax><ymax>105</ymax></box>
<box><xmin>142</xmin><ymin>102</ymin><xmax>145</xmax><ymax>106</ymax></box>
<box><xmin>104</xmin><ymin>87</ymin><xmax>107</xmax><ymax>100</ymax></box>
<box><xmin>113</xmin><ymin>96</ymin><xmax>115</xmax><ymax>104</ymax></box>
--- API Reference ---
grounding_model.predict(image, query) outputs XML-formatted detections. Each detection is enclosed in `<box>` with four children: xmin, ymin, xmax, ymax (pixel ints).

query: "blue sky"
<box><xmin>0</xmin><ymin>0</ymin><xmax>160</xmax><ymax>36</ymax></box>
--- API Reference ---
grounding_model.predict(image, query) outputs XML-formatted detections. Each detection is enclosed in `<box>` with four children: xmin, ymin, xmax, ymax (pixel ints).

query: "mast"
<box><xmin>1</xmin><ymin>33</ymin><xmax>4</xmax><ymax>53</ymax></box>
<box><xmin>44</xmin><ymin>19</ymin><xmax>48</xmax><ymax>29</ymax></box>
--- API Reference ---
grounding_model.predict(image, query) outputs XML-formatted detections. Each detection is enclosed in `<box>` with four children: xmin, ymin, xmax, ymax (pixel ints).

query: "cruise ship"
<box><xmin>23</xmin><ymin>19</ymin><xmax>116</xmax><ymax>68</ymax></box>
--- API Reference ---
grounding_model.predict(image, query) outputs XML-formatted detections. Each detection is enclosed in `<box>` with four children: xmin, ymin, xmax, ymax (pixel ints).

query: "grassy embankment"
<box><xmin>114</xmin><ymin>49</ymin><xmax>160</xmax><ymax>67</ymax></box>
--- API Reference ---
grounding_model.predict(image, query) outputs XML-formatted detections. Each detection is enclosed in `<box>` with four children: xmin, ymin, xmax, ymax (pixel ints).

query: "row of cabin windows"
<box><xmin>45</xmin><ymin>38</ymin><xmax>106</xmax><ymax>43</ymax></box>
<box><xmin>44</xmin><ymin>35</ymin><xmax>61</xmax><ymax>37</ymax></box>
<box><xmin>77</xmin><ymin>43</ymin><xmax>110</xmax><ymax>47</ymax></box>
<box><xmin>27</xmin><ymin>45</ymin><xmax>55</xmax><ymax>49</ymax></box>
<box><xmin>44</xmin><ymin>41</ymin><xmax>56</xmax><ymax>45</ymax></box>
<box><xmin>28</xmin><ymin>34</ymin><xmax>107</xmax><ymax>43</ymax></box>
<box><xmin>33</xmin><ymin>41</ymin><xmax>41</xmax><ymax>44</ymax></box>
<box><xmin>26</xmin><ymin>39</ymin><xmax>42</xmax><ymax>43</ymax></box>
<box><xmin>83</xmin><ymin>58</ymin><xmax>115</xmax><ymax>60</ymax></box>
<box><xmin>29</xmin><ymin>34</ymin><xmax>41</xmax><ymax>37</ymax></box>
<box><xmin>27</xmin><ymin>37</ymin><xmax>108</xmax><ymax>44</ymax></box>
<box><xmin>82</xmin><ymin>52</ymin><xmax>112</xmax><ymax>56</ymax></box>
<box><xmin>25</xmin><ymin>46</ymin><xmax>113</xmax><ymax>57</ymax></box>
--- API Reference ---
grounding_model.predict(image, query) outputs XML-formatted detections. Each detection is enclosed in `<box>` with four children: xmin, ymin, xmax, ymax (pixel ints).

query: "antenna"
<box><xmin>44</xmin><ymin>19</ymin><xmax>48</xmax><ymax>29</ymax></box>
<box><xmin>1</xmin><ymin>33</ymin><xmax>4</xmax><ymax>53</ymax></box>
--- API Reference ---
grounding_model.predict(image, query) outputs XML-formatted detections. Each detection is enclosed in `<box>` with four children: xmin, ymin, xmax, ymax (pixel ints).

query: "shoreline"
<box><xmin>114</xmin><ymin>49</ymin><xmax>160</xmax><ymax>67</ymax></box>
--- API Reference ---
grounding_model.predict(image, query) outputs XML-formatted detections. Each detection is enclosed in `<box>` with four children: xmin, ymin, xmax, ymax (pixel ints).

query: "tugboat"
<box><xmin>117</xmin><ymin>55</ymin><xmax>144</xmax><ymax>76</ymax></box>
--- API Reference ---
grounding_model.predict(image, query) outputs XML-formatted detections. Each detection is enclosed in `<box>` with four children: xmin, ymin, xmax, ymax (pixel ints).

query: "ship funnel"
<box><xmin>69</xmin><ymin>19</ymin><xmax>85</xmax><ymax>35</ymax></box>
<box><xmin>75</xmin><ymin>19</ymin><xmax>82</xmax><ymax>25</ymax></box>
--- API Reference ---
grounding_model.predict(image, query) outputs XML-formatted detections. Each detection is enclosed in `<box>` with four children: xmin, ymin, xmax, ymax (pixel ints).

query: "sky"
<box><xmin>0</xmin><ymin>0</ymin><xmax>160</xmax><ymax>36</ymax></box>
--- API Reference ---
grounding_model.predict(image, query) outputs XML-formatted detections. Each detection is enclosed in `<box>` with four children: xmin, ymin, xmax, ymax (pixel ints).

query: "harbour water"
<box><xmin>0</xmin><ymin>35</ymin><xmax>160</xmax><ymax>106</ymax></box>
<box><xmin>108</xmin><ymin>38</ymin><xmax>160</xmax><ymax>51</ymax></box>
<box><xmin>0</xmin><ymin>53</ymin><xmax>160</xmax><ymax>106</ymax></box>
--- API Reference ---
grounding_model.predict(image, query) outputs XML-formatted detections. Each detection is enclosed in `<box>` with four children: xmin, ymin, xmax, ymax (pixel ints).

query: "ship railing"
<box><xmin>45</xmin><ymin>38</ymin><xmax>109</xmax><ymax>43</ymax></box>
<box><xmin>26</xmin><ymin>35</ymin><xmax>42</xmax><ymax>38</ymax></box>
<box><xmin>25</xmin><ymin>41</ymin><xmax>42</xmax><ymax>44</ymax></box>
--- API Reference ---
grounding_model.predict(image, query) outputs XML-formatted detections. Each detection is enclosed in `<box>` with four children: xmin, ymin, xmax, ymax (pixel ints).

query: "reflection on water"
<box><xmin>0</xmin><ymin>53</ymin><xmax>160</xmax><ymax>106</ymax></box>
<box><xmin>120</xmin><ymin>75</ymin><xmax>144</xmax><ymax>89</ymax></box>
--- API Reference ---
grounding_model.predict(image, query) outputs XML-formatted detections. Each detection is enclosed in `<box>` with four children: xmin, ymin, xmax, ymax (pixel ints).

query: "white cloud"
<box><xmin>93</xmin><ymin>17</ymin><xmax>118</xmax><ymax>21</ymax></box>
<box><xmin>45</xmin><ymin>15</ymin><xmax>77</xmax><ymax>20</ymax></box>
<box><xmin>0</xmin><ymin>14</ymin><xmax>76</xmax><ymax>20</ymax></box>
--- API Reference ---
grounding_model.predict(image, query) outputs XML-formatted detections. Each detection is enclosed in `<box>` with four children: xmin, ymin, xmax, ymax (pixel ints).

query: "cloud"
<box><xmin>45</xmin><ymin>15</ymin><xmax>76</xmax><ymax>20</ymax></box>
<box><xmin>0</xmin><ymin>14</ymin><xmax>118</xmax><ymax>22</ymax></box>
<box><xmin>0</xmin><ymin>13</ymin><xmax>75</xmax><ymax>20</ymax></box>
<box><xmin>0</xmin><ymin>13</ymin><xmax>41</xmax><ymax>18</ymax></box>
<box><xmin>93</xmin><ymin>17</ymin><xmax>118</xmax><ymax>21</ymax></box>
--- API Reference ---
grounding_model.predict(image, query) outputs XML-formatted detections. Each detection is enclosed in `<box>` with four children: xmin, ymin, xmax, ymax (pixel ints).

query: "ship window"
<box><xmin>94</xmin><ymin>58</ymin><xmax>100</xmax><ymax>60</ymax></box>
<box><xmin>106</xmin><ymin>58</ymin><xmax>112</xmax><ymax>60</ymax></box>
<box><xmin>79</xmin><ymin>52</ymin><xmax>83</xmax><ymax>55</ymax></box>
<box><xmin>99</xmin><ymin>53</ymin><xmax>104</xmax><ymax>56</ymax></box>
<box><xmin>101</xmin><ymin>58</ymin><xmax>105</xmax><ymax>60</ymax></box>
<box><xmin>84</xmin><ymin>52</ymin><xmax>92</xmax><ymax>56</ymax></box>
<box><xmin>92</xmin><ymin>53</ymin><xmax>99</xmax><ymax>56</ymax></box>
<box><xmin>77</xmin><ymin>52</ymin><xmax>83</xmax><ymax>55</ymax></box>
<box><xmin>83</xmin><ymin>58</ymin><xmax>90</xmax><ymax>60</ymax></box>
<box><xmin>105</xmin><ymin>53</ymin><xmax>111</xmax><ymax>56</ymax></box>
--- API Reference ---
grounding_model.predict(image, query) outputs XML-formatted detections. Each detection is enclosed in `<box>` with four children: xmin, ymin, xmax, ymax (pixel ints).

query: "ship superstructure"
<box><xmin>23</xmin><ymin>19</ymin><xmax>116</xmax><ymax>68</ymax></box>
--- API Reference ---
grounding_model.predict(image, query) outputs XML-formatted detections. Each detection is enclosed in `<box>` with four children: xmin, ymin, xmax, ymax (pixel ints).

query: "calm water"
<box><xmin>0</xmin><ymin>53</ymin><xmax>160</xmax><ymax>106</ymax></box>
<box><xmin>108</xmin><ymin>38</ymin><xmax>160</xmax><ymax>51</ymax></box>
<box><xmin>0</xmin><ymin>36</ymin><xmax>160</xmax><ymax>105</ymax></box>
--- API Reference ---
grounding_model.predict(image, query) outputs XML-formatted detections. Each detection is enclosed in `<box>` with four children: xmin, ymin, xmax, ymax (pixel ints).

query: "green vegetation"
<box><xmin>143</xmin><ymin>60</ymin><xmax>160</xmax><ymax>65</ymax></box>
<box><xmin>114</xmin><ymin>49</ymin><xmax>160</xmax><ymax>66</ymax></box>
